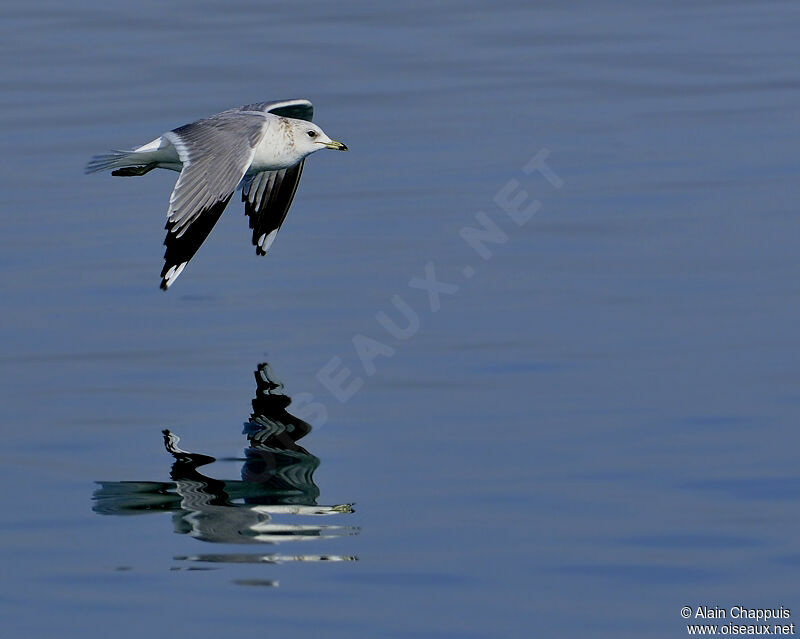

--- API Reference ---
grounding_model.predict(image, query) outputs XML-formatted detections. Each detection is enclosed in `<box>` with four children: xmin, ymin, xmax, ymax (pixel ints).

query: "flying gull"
<box><xmin>86</xmin><ymin>99</ymin><xmax>347</xmax><ymax>289</ymax></box>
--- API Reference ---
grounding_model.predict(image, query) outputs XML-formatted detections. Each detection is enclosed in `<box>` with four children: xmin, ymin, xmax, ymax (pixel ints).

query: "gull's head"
<box><xmin>291</xmin><ymin>120</ymin><xmax>348</xmax><ymax>156</ymax></box>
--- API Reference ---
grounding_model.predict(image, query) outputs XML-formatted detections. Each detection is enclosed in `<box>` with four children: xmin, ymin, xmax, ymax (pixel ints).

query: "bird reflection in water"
<box><xmin>93</xmin><ymin>362</ymin><xmax>357</xmax><ymax>578</ymax></box>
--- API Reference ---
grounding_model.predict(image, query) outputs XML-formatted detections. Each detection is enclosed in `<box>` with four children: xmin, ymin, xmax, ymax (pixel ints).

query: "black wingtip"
<box><xmin>159</xmin><ymin>265</ymin><xmax>170</xmax><ymax>291</ymax></box>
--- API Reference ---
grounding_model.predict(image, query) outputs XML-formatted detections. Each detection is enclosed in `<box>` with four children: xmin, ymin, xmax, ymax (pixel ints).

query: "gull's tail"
<box><xmin>85</xmin><ymin>150</ymin><xmax>140</xmax><ymax>175</ymax></box>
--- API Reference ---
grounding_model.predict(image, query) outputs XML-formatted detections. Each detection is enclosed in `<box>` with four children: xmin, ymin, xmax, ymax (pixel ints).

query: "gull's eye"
<box><xmin>307</xmin><ymin>130</ymin><xmax>317</xmax><ymax>138</ymax></box>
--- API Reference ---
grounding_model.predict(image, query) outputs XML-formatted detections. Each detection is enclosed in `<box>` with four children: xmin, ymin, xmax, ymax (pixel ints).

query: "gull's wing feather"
<box><xmin>238</xmin><ymin>99</ymin><xmax>314</xmax><ymax>122</ymax></box>
<box><xmin>163</xmin><ymin>112</ymin><xmax>266</xmax><ymax>233</ymax></box>
<box><xmin>241</xmin><ymin>161</ymin><xmax>304</xmax><ymax>256</ymax></box>
<box><xmin>159</xmin><ymin>112</ymin><xmax>267</xmax><ymax>289</ymax></box>
<box><xmin>160</xmin><ymin>193</ymin><xmax>233</xmax><ymax>290</ymax></box>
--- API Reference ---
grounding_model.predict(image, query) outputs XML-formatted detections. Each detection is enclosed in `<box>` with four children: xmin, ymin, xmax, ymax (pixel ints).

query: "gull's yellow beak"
<box><xmin>323</xmin><ymin>140</ymin><xmax>348</xmax><ymax>151</ymax></box>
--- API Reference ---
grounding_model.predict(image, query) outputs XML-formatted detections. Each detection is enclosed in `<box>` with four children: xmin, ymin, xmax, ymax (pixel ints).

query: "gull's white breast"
<box><xmin>249</xmin><ymin>115</ymin><xmax>304</xmax><ymax>173</ymax></box>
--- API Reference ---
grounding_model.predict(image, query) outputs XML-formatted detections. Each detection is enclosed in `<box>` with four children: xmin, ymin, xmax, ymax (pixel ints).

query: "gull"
<box><xmin>86</xmin><ymin>99</ymin><xmax>347</xmax><ymax>289</ymax></box>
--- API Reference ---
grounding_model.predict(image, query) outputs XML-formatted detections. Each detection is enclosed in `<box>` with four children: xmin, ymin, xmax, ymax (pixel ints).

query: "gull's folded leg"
<box><xmin>112</xmin><ymin>162</ymin><xmax>159</xmax><ymax>177</ymax></box>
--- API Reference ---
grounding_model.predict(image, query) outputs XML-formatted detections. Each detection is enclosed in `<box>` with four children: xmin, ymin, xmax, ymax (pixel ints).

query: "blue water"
<box><xmin>1</xmin><ymin>1</ymin><xmax>799</xmax><ymax>637</ymax></box>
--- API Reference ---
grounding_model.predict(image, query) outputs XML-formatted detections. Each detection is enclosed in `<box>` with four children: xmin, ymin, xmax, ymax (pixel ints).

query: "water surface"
<box><xmin>1</xmin><ymin>1</ymin><xmax>799</xmax><ymax>637</ymax></box>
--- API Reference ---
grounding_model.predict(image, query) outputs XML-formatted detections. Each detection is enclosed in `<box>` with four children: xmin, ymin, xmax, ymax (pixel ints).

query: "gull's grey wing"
<box><xmin>241</xmin><ymin>161</ymin><xmax>304</xmax><ymax>256</ymax></box>
<box><xmin>238</xmin><ymin>98</ymin><xmax>314</xmax><ymax>122</ymax></box>
<box><xmin>164</xmin><ymin>112</ymin><xmax>266</xmax><ymax>234</ymax></box>
<box><xmin>159</xmin><ymin>111</ymin><xmax>267</xmax><ymax>289</ymax></box>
